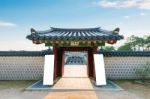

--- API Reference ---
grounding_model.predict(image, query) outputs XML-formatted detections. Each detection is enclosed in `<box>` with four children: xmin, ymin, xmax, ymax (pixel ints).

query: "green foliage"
<box><xmin>0</xmin><ymin>80</ymin><xmax>36</xmax><ymax>89</ymax></box>
<box><xmin>118</xmin><ymin>35</ymin><xmax>150</xmax><ymax>51</ymax></box>
<box><xmin>135</xmin><ymin>62</ymin><xmax>150</xmax><ymax>82</ymax></box>
<box><xmin>118</xmin><ymin>43</ymin><xmax>133</xmax><ymax>51</ymax></box>
<box><xmin>145</xmin><ymin>36</ymin><xmax>150</xmax><ymax>50</ymax></box>
<box><xmin>103</xmin><ymin>46</ymin><xmax>115</xmax><ymax>51</ymax></box>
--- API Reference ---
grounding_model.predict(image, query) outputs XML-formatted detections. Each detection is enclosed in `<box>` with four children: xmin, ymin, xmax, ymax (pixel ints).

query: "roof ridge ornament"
<box><xmin>31</xmin><ymin>28</ymin><xmax>37</xmax><ymax>34</ymax></box>
<box><xmin>97</xmin><ymin>27</ymin><xmax>101</xmax><ymax>31</ymax></box>
<box><xmin>50</xmin><ymin>27</ymin><xmax>54</xmax><ymax>31</ymax></box>
<box><xmin>113</xmin><ymin>27</ymin><xmax>120</xmax><ymax>34</ymax></box>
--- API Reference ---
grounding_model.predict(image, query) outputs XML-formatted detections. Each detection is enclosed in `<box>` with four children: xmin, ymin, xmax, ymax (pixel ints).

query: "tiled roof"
<box><xmin>98</xmin><ymin>51</ymin><xmax>150</xmax><ymax>57</ymax></box>
<box><xmin>0</xmin><ymin>50</ymin><xmax>149</xmax><ymax>57</ymax></box>
<box><xmin>0</xmin><ymin>50</ymin><xmax>52</xmax><ymax>56</ymax></box>
<box><xmin>26</xmin><ymin>27</ymin><xmax>124</xmax><ymax>41</ymax></box>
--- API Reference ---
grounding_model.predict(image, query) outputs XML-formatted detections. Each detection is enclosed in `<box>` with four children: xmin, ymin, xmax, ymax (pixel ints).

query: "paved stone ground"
<box><xmin>44</xmin><ymin>77</ymin><xmax>97</xmax><ymax>99</ymax></box>
<box><xmin>96</xmin><ymin>90</ymin><xmax>142</xmax><ymax>99</ymax></box>
<box><xmin>63</xmin><ymin>65</ymin><xmax>88</xmax><ymax>77</ymax></box>
<box><xmin>43</xmin><ymin>65</ymin><xmax>99</xmax><ymax>99</ymax></box>
<box><xmin>0</xmin><ymin>81</ymin><xmax>149</xmax><ymax>99</ymax></box>
<box><xmin>44</xmin><ymin>91</ymin><xmax>97</xmax><ymax>99</ymax></box>
<box><xmin>52</xmin><ymin>78</ymin><xmax>93</xmax><ymax>90</ymax></box>
<box><xmin>43</xmin><ymin>77</ymin><xmax>150</xmax><ymax>99</ymax></box>
<box><xmin>0</xmin><ymin>88</ymin><xmax>48</xmax><ymax>99</ymax></box>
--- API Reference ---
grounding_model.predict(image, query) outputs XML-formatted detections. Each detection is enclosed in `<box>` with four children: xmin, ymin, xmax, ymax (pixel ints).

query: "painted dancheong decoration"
<box><xmin>26</xmin><ymin>27</ymin><xmax>124</xmax><ymax>86</ymax></box>
<box><xmin>27</xmin><ymin>27</ymin><xmax>123</xmax><ymax>46</ymax></box>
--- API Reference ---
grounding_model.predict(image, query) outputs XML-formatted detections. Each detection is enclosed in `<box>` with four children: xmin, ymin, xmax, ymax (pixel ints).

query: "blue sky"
<box><xmin>0</xmin><ymin>0</ymin><xmax>150</xmax><ymax>50</ymax></box>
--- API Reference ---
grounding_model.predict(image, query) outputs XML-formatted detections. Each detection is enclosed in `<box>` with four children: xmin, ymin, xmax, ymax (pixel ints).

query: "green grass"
<box><xmin>0</xmin><ymin>80</ymin><xmax>37</xmax><ymax>89</ymax></box>
<box><xmin>112</xmin><ymin>79</ymin><xmax>150</xmax><ymax>90</ymax></box>
<box><xmin>111</xmin><ymin>79</ymin><xmax>133</xmax><ymax>84</ymax></box>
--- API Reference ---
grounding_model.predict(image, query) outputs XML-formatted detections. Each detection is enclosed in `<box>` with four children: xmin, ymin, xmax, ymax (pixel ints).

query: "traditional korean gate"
<box><xmin>26</xmin><ymin>27</ymin><xmax>123</xmax><ymax>85</ymax></box>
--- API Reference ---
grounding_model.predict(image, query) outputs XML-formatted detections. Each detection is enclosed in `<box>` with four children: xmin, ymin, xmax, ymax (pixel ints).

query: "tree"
<box><xmin>127</xmin><ymin>35</ymin><xmax>137</xmax><ymax>51</ymax></box>
<box><xmin>121</xmin><ymin>35</ymin><xmax>150</xmax><ymax>51</ymax></box>
<box><xmin>145</xmin><ymin>36</ymin><xmax>150</xmax><ymax>51</ymax></box>
<box><xmin>103</xmin><ymin>46</ymin><xmax>115</xmax><ymax>51</ymax></box>
<box><xmin>135</xmin><ymin>37</ymin><xmax>145</xmax><ymax>51</ymax></box>
<box><xmin>117</xmin><ymin>43</ymin><xmax>133</xmax><ymax>51</ymax></box>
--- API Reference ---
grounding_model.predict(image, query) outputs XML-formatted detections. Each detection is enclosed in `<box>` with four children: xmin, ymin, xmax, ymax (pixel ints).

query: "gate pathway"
<box><xmin>44</xmin><ymin>77</ymin><xmax>98</xmax><ymax>99</ymax></box>
<box><xmin>63</xmin><ymin>65</ymin><xmax>88</xmax><ymax>78</ymax></box>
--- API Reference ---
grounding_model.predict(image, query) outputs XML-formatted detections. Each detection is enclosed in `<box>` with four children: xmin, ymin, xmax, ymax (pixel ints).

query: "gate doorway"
<box><xmin>63</xmin><ymin>51</ymin><xmax>88</xmax><ymax>77</ymax></box>
<box><xmin>53</xmin><ymin>47</ymin><xmax>97</xmax><ymax>80</ymax></box>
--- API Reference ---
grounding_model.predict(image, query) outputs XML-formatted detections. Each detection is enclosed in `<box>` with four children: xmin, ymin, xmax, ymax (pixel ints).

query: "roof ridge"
<box><xmin>50</xmin><ymin>27</ymin><xmax>101</xmax><ymax>31</ymax></box>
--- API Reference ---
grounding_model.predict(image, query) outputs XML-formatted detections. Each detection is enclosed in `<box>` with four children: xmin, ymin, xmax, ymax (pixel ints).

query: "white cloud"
<box><xmin>140</xmin><ymin>12</ymin><xmax>146</xmax><ymax>16</ymax></box>
<box><xmin>0</xmin><ymin>40</ymin><xmax>47</xmax><ymax>51</ymax></box>
<box><xmin>139</xmin><ymin>0</ymin><xmax>150</xmax><ymax>9</ymax></box>
<box><xmin>0</xmin><ymin>21</ymin><xmax>16</xmax><ymax>27</ymax></box>
<box><xmin>124</xmin><ymin>15</ymin><xmax>130</xmax><ymax>18</ymax></box>
<box><xmin>140</xmin><ymin>12</ymin><xmax>150</xmax><ymax>16</ymax></box>
<box><xmin>94</xmin><ymin>0</ymin><xmax>150</xmax><ymax>10</ymax></box>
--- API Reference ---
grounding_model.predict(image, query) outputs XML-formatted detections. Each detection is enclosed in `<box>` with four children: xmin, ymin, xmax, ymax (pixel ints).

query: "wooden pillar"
<box><xmin>88</xmin><ymin>48</ymin><xmax>92</xmax><ymax>77</ymax></box>
<box><xmin>87</xmin><ymin>47</ymin><xmax>95</xmax><ymax>79</ymax></box>
<box><xmin>57</xmin><ymin>48</ymin><xmax>63</xmax><ymax>77</ymax></box>
<box><xmin>61</xmin><ymin>50</ymin><xmax>65</xmax><ymax>76</ymax></box>
<box><xmin>92</xmin><ymin>47</ymin><xmax>97</xmax><ymax>80</ymax></box>
<box><xmin>53</xmin><ymin>47</ymin><xmax>58</xmax><ymax>80</ymax></box>
<box><xmin>53</xmin><ymin>47</ymin><xmax>64</xmax><ymax>80</ymax></box>
<box><xmin>93</xmin><ymin>47</ymin><xmax>97</xmax><ymax>53</ymax></box>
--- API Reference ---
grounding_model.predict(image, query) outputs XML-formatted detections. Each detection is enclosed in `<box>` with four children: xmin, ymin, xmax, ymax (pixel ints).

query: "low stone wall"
<box><xmin>104</xmin><ymin>57</ymin><xmax>150</xmax><ymax>79</ymax></box>
<box><xmin>0</xmin><ymin>51</ymin><xmax>49</xmax><ymax>80</ymax></box>
<box><xmin>0</xmin><ymin>51</ymin><xmax>149</xmax><ymax>80</ymax></box>
<box><xmin>0</xmin><ymin>56</ymin><xmax>44</xmax><ymax>80</ymax></box>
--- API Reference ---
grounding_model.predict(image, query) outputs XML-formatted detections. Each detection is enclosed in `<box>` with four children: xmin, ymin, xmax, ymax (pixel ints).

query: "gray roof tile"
<box><xmin>26</xmin><ymin>27</ymin><xmax>124</xmax><ymax>41</ymax></box>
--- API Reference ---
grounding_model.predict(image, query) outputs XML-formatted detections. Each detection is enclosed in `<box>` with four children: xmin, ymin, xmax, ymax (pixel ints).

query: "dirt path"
<box><xmin>0</xmin><ymin>80</ymin><xmax>149</xmax><ymax>99</ymax></box>
<box><xmin>44</xmin><ymin>77</ymin><xmax>97</xmax><ymax>99</ymax></box>
<box><xmin>52</xmin><ymin>77</ymin><xmax>94</xmax><ymax>90</ymax></box>
<box><xmin>44</xmin><ymin>91</ymin><xmax>97</xmax><ymax>99</ymax></box>
<box><xmin>0</xmin><ymin>88</ymin><xmax>48</xmax><ymax>99</ymax></box>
